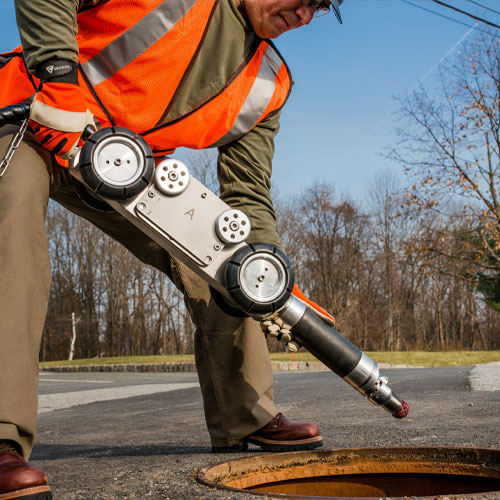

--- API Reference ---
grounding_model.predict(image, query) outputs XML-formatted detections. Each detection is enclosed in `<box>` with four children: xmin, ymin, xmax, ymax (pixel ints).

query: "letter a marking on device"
<box><xmin>185</xmin><ymin>209</ymin><xmax>195</xmax><ymax>220</ymax></box>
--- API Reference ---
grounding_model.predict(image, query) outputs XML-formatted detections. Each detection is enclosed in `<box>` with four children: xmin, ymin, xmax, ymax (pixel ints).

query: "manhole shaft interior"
<box><xmin>198</xmin><ymin>447</ymin><xmax>500</xmax><ymax>499</ymax></box>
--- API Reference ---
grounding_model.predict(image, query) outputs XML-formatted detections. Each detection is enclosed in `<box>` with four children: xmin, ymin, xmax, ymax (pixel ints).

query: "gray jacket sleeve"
<box><xmin>217</xmin><ymin>111</ymin><xmax>282</xmax><ymax>250</ymax></box>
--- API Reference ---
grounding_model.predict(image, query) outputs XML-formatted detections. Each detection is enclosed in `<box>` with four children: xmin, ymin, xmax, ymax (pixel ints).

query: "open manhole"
<box><xmin>198</xmin><ymin>447</ymin><xmax>500</xmax><ymax>499</ymax></box>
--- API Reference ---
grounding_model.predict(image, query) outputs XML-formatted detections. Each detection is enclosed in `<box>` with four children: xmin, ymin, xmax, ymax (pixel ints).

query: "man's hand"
<box><xmin>29</xmin><ymin>60</ymin><xmax>94</xmax><ymax>159</ymax></box>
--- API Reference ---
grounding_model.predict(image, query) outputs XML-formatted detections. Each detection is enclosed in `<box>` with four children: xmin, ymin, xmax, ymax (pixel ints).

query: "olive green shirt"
<box><xmin>13</xmin><ymin>0</ymin><xmax>285</xmax><ymax>248</ymax></box>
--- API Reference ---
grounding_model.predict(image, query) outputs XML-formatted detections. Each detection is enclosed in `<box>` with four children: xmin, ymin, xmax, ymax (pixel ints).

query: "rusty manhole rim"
<box><xmin>197</xmin><ymin>446</ymin><xmax>500</xmax><ymax>499</ymax></box>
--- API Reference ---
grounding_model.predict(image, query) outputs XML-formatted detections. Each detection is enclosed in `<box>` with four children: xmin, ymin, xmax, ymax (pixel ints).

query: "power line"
<box><xmin>464</xmin><ymin>0</ymin><xmax>500</xmax><ymax>17</ymax></box>
<box><xmin>400</xmin><ymin>0</ymin><xmax>500</xmax><ymax>39</ymax></box>
<box><xmin>336</xmin><ymin>24</ymin><xmax>476</xmax><ymax>171</ymax></box>
<box><xmin>430</xmin><ymin>0</ymin><xmax>500</xmax><ymax>30</ymax></box>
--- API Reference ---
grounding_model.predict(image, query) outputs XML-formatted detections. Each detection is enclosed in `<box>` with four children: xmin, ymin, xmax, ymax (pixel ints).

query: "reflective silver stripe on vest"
<box><xmin>210</xmin><ymin>45</ymin><xmax>284</xmax><ymax>148</ymax></box>
<box><xmin>81</xmin><ymin>0</ymin><xmax>198</xmax><ymax>86</ymax></box>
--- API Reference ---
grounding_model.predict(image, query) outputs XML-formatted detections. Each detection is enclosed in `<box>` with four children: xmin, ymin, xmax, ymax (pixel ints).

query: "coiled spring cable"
<box><xmin>0</xmin><ymin>102</ymin><xmax>30</xmax><ymax>127</ymax></box>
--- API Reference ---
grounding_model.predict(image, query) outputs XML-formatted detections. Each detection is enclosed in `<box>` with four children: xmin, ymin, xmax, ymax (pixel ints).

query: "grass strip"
<box><xmin>40</xmin><ymin>350</ymin><xmax>500</xmax><ymax>368</ymax></box>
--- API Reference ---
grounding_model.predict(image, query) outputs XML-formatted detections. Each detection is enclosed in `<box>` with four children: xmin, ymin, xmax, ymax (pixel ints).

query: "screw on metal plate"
<box><xmin>137</xmin><ymin>202</ymin><xmax>146</xmax><ymax>211</ymax></box>
<box><xmin>148</xmin><ymin>191</ymin><xmax>155</xmax><ymax>198</ymax></box>
<box><xmin>214</xmin><ymin>244</ymin><xmax>222</xmax><ymax>251</ymax></box>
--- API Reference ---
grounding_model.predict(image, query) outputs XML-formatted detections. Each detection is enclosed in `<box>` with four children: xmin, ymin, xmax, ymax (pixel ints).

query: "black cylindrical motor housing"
<box><xmin>291</xmin><ymin>307</ymin><xmax>362</xmax><ymax>378</ymax></box>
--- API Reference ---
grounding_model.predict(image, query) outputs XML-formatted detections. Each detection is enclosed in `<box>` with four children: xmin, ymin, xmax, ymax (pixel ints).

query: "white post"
<box><xmin>69</xmin><ymin>312</ymin><xmax>77</xmax><ymax>361</ymax></box>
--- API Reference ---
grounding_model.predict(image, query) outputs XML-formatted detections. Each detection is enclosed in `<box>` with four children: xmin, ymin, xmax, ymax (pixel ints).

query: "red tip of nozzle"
<box><xmin>392</xmin><ymin>400</ymin><xmax>409</xmax><ymax>419</ymax></box>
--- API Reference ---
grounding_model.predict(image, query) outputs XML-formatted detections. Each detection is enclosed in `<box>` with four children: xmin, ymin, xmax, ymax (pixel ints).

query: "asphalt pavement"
<box><xmin>31</xmin><ymin>364</ymin><xmax>500</xmax><ymax>499</ymax></box>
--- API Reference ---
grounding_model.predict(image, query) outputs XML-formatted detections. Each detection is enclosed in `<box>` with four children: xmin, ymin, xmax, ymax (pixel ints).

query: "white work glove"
<box><xmin>261</xmin><ymin>316</ymin><xmax>300</xmax><ymax>352</ymax></box>
<box><xmin>261</xmin><ymin>284</ymin><xmax>336</xmax><ymax>352</ymax></box>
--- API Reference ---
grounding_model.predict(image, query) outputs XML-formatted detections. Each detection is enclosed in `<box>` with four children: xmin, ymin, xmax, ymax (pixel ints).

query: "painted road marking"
<box><xmin>39</xmin><ymin>378</ymin><xmax>111</xmax><ymax>384</ymax></box>
<box><xmin>38</xmin><ymin>383</ymin><xmax>199</xmax><ymax>414</ymax></box>
<box><xmin>469</xmin><ymin>362</ymin><xmax>500</xmax><ymax>391</ymax></box>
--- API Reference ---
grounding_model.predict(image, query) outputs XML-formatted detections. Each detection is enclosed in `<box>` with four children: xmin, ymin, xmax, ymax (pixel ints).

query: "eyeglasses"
<box><xmin>300</xmin><ymin>0</ymin><xmax>343</xmax><ymax>22</ymax></box>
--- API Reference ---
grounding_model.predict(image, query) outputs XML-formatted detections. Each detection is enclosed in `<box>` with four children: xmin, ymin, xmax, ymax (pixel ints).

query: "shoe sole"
<box><xmin>0</xmin><ymin>486</ymin><xmax>52</xmax><ymax>500</ymax></box>
<box><xmin>244</xmin><ymin>435</ymin><xmax>324</xmax><ymax>452</ymax></box>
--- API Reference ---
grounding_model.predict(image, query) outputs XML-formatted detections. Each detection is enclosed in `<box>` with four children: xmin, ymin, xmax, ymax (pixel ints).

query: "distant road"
<box><xmin>38</xmin><ymin>362</ymin><xmax>500</xmax><ymax>415</ymax></box>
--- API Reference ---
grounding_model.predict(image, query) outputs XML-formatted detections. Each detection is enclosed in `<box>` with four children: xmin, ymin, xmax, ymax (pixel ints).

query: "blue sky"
<box><xmin>1</xmin><ymin>0</ymin><xmax>499</xmax><ymax>200</ymax></box>
<box><xmin>272</xmin><ymin>0</ymin><xmax>500</xmax><ymax>199</ymax></box>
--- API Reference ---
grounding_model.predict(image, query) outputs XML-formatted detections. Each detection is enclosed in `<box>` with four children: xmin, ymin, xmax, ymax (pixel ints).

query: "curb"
<box><xmin>40</xmin><ymin>362</ymin><xmax>198</xmax><ymax>373</ymax></box>
<box><xmin>39</xmin><ymin>361</ymin><xmax>423</xmax><ymax>373</ymax></box>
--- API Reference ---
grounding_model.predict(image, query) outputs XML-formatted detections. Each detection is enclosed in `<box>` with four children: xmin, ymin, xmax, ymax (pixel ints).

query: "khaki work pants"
<box><xmin>0</xmin><ymin>127</ymin><xmax>278</xmax><ymax>459</ymax></box>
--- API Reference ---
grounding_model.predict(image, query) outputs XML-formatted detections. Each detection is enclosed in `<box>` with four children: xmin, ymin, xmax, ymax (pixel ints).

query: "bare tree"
<box><xmin>391</xmin><ymin>31</ymin><xmax>500</xmax><ymax>308</ymax></box>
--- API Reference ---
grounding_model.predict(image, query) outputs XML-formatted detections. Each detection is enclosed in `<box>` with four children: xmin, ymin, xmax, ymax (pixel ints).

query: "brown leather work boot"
<box><xmin>244</xmin><ymin>413</ymin><xmax>323</xmax><ymax>452</ymax></box>
<box><xmin>0</xmin><ymin>443</ymin><xmax>52</xmax><ymax>500</ymax></box>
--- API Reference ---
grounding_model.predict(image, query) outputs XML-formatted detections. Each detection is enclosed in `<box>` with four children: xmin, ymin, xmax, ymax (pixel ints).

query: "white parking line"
<box><xmin>38</xmin><ymin>383</ymin><xmax>199</xmax><ymax>414</ymax></box>
<box><xmin>39</xmin><ymin>378</ymin><xmax>111</xmax><ymax>384</ymax></box>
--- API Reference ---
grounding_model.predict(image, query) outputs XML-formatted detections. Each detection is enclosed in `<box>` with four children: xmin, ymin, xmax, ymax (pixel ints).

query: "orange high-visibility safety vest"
<box><xmin>0</xmin><ymin>0</ymin><xmax>292</xmax><ymax>154</ymax></box>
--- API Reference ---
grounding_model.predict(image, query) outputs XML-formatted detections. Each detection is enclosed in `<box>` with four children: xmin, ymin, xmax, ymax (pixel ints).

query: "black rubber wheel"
<box><xmin>209</xmin><ymin>286</ymin><xmax>248</xmax><ymax>318</ymax></box>
<box><xmin>224</xmin><ymin>243</ymin><xmax>294</xmax><ymax>315</ymax></box>
<box><xmin>72</xmin><ymin>178</ymin><xmax>114</xmax><ymax>212</ymax></box>
<box><xmin>78</xmin><ymin>127</ymin><xmax>154</xmax><ymax>200</ymax></box>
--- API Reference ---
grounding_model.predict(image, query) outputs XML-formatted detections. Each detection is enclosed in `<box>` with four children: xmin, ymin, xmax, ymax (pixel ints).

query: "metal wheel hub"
<box><xmin>216</xmin><ymin>209</ymin><xmax>251</xmax><ymax>244</ymax></box>
<box><xmin>92</xmin><ymin>135</ymin><xmax>146</xmax><ymax>187</ymax></box>
<box><xmin>77</xmin><ymin>126</ymin><xmax>155</xmax><ymax>200</ymax></box>
<box><xmin>239</xmin><ymin>253</ymin><xmax>288</xmax><ymax>303</ymax></box>
<box><xmin>223</xmin><ymin>243</ymin><xmax>294</xmax><ymax>315</ymax></box>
